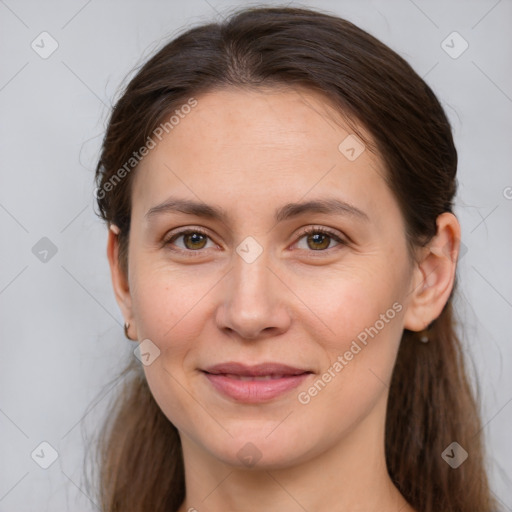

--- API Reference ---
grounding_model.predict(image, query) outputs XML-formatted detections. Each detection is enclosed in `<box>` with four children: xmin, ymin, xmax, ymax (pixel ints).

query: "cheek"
<box><xmin>293</xmin><ymin>264</ymin><xmax>404</xmax><ymax>344</ymax></box>
<box><xmin>130</xmin><ymin>268</ymin><xmax>214</xmax><ymax>430</ymax></box>
<box><xmin>293</xmin><ymin>284</ymin><xmax>403</xmax><ymax>438</ymax></box>
<box><xmin>293</xmin><ymin>267</ymin><xmax>405</xmax><ymax>410</ymax></box>
<box><xmin>130</xmin><ymin>264</ymin><xmax>216</xmax><ymax>343</ymax></box>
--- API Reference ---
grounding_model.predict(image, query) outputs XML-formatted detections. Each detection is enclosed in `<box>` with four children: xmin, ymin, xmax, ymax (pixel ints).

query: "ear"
<box><xmin>107</xmin><ymin>224</ymin><xmax>135</xmax><ymax>335</ymax></box>
<box><xmin>403</xmin><ymin>212</ymin><xmax>461</xmax><ymax>332</ymax></box>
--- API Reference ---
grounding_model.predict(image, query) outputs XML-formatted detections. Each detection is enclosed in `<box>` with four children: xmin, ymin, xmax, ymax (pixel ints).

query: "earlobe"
<box><xmin>403</xmin><ymin>212</ymin><xmax>461</xmax><ymax>332</ymax></box>
<box><xmin>106</xmin><ymin>224</ymin><xmax>134</xmax><ymax>329</ymax></box>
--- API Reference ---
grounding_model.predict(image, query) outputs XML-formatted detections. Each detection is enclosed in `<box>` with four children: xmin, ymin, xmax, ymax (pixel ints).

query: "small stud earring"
<box><xmin>418</xmin><ymin>320</ymin><xmax>435</xmax><ymax>343</ymax></box>
<box><xmin>419</xmin><ymin>330</ymin><xmax>429</xmax><ymax>343</ymax></box>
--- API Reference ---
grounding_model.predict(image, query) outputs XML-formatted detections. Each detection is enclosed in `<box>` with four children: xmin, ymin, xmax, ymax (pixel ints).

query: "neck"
<box><xmin>176</xmin><ymin>393</ymin><xmax>415</xmax><ymax>512</ymax></box>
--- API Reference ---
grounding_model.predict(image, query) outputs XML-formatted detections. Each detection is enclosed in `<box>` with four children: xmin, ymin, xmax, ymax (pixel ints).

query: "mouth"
<box><xmin>201</xmin><ymin>362</ymin><xmax>313</xmax><ymax>403</ymax></box>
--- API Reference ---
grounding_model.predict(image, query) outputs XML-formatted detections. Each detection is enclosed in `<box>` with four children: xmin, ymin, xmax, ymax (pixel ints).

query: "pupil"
<box><xmin>187</xmin><ymin>233</ymin><xmax>205</xmax><ymax>248</ymax></box>
<box><xmin>309</xmin><ymin>233</ymin><xmax>329</xmax><ymax>250</ymax></box>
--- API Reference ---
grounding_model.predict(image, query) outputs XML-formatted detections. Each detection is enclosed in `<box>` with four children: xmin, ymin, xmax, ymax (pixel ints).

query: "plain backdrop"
<box><xmin>0</xmin><ymin>0</ymin><xmax>511</xmax><ymax>510</ymax></box>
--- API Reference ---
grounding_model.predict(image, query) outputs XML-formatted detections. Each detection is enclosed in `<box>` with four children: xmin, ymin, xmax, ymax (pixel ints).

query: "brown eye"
<box><xmin>165</xmin><ymin>229</ymin><xmax>214</xmax><ymax>253</ymax></box>
<box><xmin>306</xmin><ymin>232</ymin><xmax>331</xmax><ymax>250</ymax></box>
<box><xmin>295</xmin><ymin>227</ymin><xmax>346</xmax><ymax>252</ymax></box>
<box><xmin>182</xmin><ymin>232</ymin><xmax>208</xmax><ymax>250</ymax></box>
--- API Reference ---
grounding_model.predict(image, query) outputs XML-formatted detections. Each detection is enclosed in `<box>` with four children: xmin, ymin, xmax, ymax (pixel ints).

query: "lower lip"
<box><xmin>203</xmin><ymin>372</ymin><xmax>311</xmax><ymax>403</ymax></box>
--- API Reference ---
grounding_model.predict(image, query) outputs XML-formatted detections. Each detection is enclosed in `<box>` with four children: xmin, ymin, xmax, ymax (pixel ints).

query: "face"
<box><xmin>118</xmin><ymin>87</ymin><xmax>419</xmax><ymax>469</ymax></box>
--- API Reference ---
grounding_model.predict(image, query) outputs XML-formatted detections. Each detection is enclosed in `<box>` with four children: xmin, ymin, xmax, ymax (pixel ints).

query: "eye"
<box><xmin>294</xmin><ymin>226</ymin><xmax>347</xmax><ymax>252</ymax></box>
<box><xmin>163</xmin><ymin>226</ymin><xmax>347</xmax><ymax>256</ymax></box>
<box><xmin>164</xmin><ymin>228</ymin><xmax>217</xmax><ymax>254</ymax></box>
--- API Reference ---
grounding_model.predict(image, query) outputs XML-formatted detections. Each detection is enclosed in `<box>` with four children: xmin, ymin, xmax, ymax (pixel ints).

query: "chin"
<box><xmin>201</xmin><ymin>427</ymin><xmax>319</xmax><ymax>471</ymax></box>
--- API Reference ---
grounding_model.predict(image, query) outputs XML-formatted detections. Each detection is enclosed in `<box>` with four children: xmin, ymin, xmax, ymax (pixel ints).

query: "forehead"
<box><xmin>132</xmin><ymin>87</ymin><xmax>395</xmax><ymax>226</ymax></box>
<box><xmin>159</xmin><ymin>86</ymin><xmax>371</xmax><ymax>158</ymax></box>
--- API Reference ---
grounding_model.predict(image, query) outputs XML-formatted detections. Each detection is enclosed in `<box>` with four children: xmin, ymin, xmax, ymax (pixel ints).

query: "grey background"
<box><xmin>0</xmin><ymin>0</ymin><xmax>511</xmax><ymax>510</ymax></box>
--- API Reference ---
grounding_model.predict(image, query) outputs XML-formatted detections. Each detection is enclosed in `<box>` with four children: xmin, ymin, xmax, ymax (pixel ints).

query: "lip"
<box><xmin>201</xmin><ymin>362</ymin><xmax>313</xmax><ymax>403</ymax></box>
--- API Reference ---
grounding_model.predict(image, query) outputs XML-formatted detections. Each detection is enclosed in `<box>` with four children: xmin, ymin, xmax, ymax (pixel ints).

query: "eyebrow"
<box><xmin>145</xmin><ymin>196</ymin><xmax>370</xmax><ymax>223</ymax></box>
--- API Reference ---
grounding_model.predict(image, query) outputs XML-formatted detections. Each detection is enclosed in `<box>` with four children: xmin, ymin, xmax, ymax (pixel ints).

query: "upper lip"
<box><xmin>202</xmin><ymin>362</ymin><xmax>312</xmax><ymax>377</ymax></box>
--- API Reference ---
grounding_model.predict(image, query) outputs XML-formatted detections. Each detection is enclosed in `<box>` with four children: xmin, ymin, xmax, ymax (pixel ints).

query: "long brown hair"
<box><xmin>90</xmin><ymin>6</ymin><xmax>497</xmax><ymax>511</ymax></box>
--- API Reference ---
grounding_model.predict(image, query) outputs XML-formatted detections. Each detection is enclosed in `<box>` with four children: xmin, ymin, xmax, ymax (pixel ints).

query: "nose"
<box><xmin>215</xmin><ymin>249</ymin><xmax>292</xmax><ymax>341</ymax></box>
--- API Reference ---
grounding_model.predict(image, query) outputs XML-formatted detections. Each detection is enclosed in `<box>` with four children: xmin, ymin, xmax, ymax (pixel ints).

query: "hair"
<box><xmin>90</xmin><ymin>5</ymin><xmax>497</xmax><ymax>512</ymax></box>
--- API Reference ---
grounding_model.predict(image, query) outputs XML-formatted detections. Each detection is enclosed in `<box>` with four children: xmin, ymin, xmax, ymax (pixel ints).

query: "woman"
<box><xmin>92</xmin><ymin>5</ymin><xmax>497</xmax><ymax>512</ymax></box>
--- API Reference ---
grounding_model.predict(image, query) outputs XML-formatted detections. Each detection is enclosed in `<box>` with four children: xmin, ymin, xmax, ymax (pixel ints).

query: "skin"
<box><xmin>107</xmin><ymin>87</ymin><xmax>460</xmax><ymax>512</ymax></box>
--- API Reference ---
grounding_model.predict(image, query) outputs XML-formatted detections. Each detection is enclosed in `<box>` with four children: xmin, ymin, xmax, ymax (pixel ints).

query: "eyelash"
<box><xmin>163</xmin><ymin>226</ymin><xmax>347</xmax><ymax>257</ymax></box>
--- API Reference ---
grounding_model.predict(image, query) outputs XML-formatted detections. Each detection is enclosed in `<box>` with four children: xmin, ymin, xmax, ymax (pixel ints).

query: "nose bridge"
<box><xmin>232</xmin><ymin>247</ymin><xmax>271</xmax><ymax>300</ymax></box>
<box><xmin>217</xmin><ymin>241</ymin><xmax>290</xmax><ymax>338</ymax></box>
